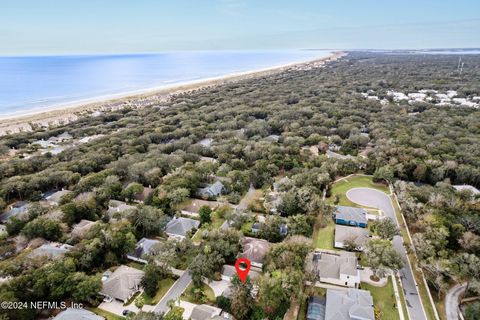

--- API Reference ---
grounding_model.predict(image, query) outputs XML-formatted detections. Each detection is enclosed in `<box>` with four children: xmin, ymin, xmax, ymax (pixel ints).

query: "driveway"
<box><xmin>347</xmin><ymin>187</ymin><xmax>428</xmax><ymax>320</ymax></box>
<box><xmin>98</xmin><ymin>299</ymin><xmax>139</xmax><ymax>317</ymax></box>
<box><xmin>207</xmin><ymin>279</ymin><xmax>230</xmax><ymax>297</ymax></box>
<box><xmin>445</xmin><ymin>283</ymin><xmax>466</xmax><ymax>320</ymax></box>
<box><xmin>153</xmin><ymin>270</ymin><xmax>192</xmax><ymax>314</ymax></box>
<box><xmin>236</xmin><ymin>185</ymin><xmax>257</xmax><ymax>211</ymax></box>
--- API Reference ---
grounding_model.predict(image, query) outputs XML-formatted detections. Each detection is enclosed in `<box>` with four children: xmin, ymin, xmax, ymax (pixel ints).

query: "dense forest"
<box><xmin>0</xmin><ymin>52</ymin><xmax>479</xmax><ymax>319</ymax></box>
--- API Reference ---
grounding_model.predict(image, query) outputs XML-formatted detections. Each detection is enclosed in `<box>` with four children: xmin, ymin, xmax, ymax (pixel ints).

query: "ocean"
<box><xmin>0</xmin><ymin>50</ymin><xmax>331</xmax><ymax>117</ymax></box>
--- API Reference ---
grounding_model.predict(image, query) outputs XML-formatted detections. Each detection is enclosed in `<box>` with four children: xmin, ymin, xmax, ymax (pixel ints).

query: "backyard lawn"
<box><xmin>327</xmin><ymin>175</ymin><xmax>389</xmax><ymax>207</ymax></box>
<box><xmin>192</xmin><ymin>211</ymin><xmax>225</xmax><ymax>241</ymax></box>
<box><xmin>362</xmin><ymin>278</ymin><xmax>400</xmax><ymax>320</ymax></box>
<box><xmin>141</xmin><ymin>277</ymin><xmax>176</xmax><ymax>305</ymax></box>
<box><xmin>181</xmin><ymin>282</ymin><xmax>216</xmax><ymax>304</ymax></box>
<box><xmin>312</xmin><ymin>219</ymin><xmax>336</xmax><ymax>250</ymax></box>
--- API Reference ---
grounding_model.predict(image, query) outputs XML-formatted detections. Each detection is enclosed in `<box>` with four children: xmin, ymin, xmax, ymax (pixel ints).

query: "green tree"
<box><xmin>132</xmin><ymin>205</ymin><xmax>168</xmax><ymax>237</ymax></box>
<box><xmin>229</xmin><ymin>276</ymin><xmax>253</xmax><ymax>320</ymax></box>
<box><xmin>199</xmin><ymin>205</ymin><xmax>212</xmax><ymax>224</ymax></box>
<box><xmin>364</xmin><ymin>239</ymin><xmax>403</xmax><ymax>278</ymax></box>
<box><xmin>141</xmin><ymin>264</ymin><xmax>171</xmax><ymax>297</ymax></box>
<box><xmin>371</xmin><ymin>217</ymin><xmax>399</xmax><ymax>240</ymax></box>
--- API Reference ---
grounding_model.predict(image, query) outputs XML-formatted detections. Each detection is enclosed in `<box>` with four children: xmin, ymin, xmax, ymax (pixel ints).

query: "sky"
<box><xmin>1</xmin><ymin>0</ymin><xmax>479</xmax><ymax>55</ymax></box>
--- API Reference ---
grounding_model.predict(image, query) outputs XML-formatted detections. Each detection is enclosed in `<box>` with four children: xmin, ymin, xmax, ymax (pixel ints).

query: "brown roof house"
<box><xmin>100</xmin><ymin>265</ymin><xmax>144</xmax><ymax>302</ymax></box>
<box><xmin>240</xmin><ymin>237</ymin><xmax>271</xmax><ymax>269</ymax></box>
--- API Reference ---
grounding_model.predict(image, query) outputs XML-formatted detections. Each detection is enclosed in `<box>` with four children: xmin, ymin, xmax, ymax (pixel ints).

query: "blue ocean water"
<box><xmin>0</xmin><ymin>50</ymin><xmax>331</xmax><ymax>116</ymax></box>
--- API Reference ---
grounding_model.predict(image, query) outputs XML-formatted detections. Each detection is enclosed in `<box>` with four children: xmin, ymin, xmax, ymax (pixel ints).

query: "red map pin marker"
<box><xmin>234</xmin><ymin>258</ymin><xmax>251</xmax><ymax>282</ymax></box>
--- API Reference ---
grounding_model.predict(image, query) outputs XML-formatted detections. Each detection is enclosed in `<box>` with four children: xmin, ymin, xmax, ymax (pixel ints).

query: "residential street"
<box><xmin>445</xmin><ymin>283</ymin><xmax>466</xmax><ymax>320</ymax></box>
<box><xmin>153</xmin><ymin>270</ymin><xmax>192</xmax><ymax>314</ymax></box>
<box><xmin>346</xmin><ymin>187</ymin><xmax>428</xmax><ymax>320</ymax></box>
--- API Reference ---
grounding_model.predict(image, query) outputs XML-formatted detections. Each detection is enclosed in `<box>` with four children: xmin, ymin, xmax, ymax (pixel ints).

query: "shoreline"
<box><xmin>0</xmin><ymin>51</ymin><xmax>345</xmax><ymax>135</ymax></box>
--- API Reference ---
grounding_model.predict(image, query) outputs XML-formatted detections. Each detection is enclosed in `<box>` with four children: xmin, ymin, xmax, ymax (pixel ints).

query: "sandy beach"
<box><xmin>0</xmin><ymin>51</ymin><xmax>344</xmax><ymax>136</ymax></box>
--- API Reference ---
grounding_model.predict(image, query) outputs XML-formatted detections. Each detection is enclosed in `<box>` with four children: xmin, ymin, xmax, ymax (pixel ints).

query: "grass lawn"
<box><xmin>181</xmin><ymin>282</ymin><xmax>216</xmax><ymax>304</ymax></box>
<box><xmin>395</xmin><ymin>275</ymin><xmax>410</xmax><ymax>320</ymax></box>
<box><xmin>165</xmin><ymin>306</ymin><xmax>185</xmax><ymax>318</ymax></box>
<box><xmin>312</xmin><ymin>218</ymin><xmax>337</xmax><ymax>250</ymax></box>
<box><xmin>87</xmin><ymin>307</ymin><xmax>124</xmax><ymax>320</ymax></box>
<box><xmin>192</xmin><ymin>212</ymin><xmax>226</xmax><ymax>241</ymax></box>
<box><xmin>362</xmin><ymin>278</ymin><xmax>400</xmax><ymax>320</ymax></box>
<box><xmin>141</xmin><ymin>278</ymin><xmax>176</xmax><ymax>305</ymax></box>
<box><xmin>327</xmin><ymin>175</ymin><xmax>389</xmax><ymax>207</ymax></box>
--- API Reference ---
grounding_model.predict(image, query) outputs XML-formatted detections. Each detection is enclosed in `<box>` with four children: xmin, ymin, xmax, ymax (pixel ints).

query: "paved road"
<box><xmin>445</xmin><ymin>283</ymin><xmax>466</xmax><ymax>320</ymax></box>
<box><xmin>153</xmin><ymin>270</ymin><xmax>192</xmax><ymax>314</ymax></box>
<box><xmin>347</xmin><ymin>187</ymin><xmax>428</xmax><ymax>320</ymax></box>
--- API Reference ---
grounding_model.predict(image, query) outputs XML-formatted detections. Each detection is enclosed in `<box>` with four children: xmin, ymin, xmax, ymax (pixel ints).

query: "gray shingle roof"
<box><xmin>29</xmin><ymin>243</ymin><xmax>72</xmax><ymax>259</ymax></box>
<box><xmin>334</xmin><ymin>225</ymin><xmax>370</xmax><ymax>249</ymax></box>
<box><xmin>190</xmin><ymin>304</ymin><xmax>221</xmax><ymax>320</ymax></box>
<box><xmin>198</xmin><ymin>181</ymin><xmax>226</xmax><ymax>197</ymax></box>
<box><xmin>165</xmin><ymin>217</ymin><xmax>200</xmax><ymax>237</ymax></box>
<box><xmin>335</xmin><ymin>206</ymin><xmax>368</xmax><ymax>225</ymax></box>
<box><xmin>325</xmin><ymin>289</ymin><xmax>374</xmax><ymax>320</ymax></box>
<box><xmin>221</xmin><ymin>264</ymin><xmax>260</xmax><ymax>279</ymax></box>
<box><xmin>308</xmin><ymin>251</ymin><xmax>358</xmax><ymax>279</ymax></box>
<box><xmin>127</xmin><ymin>238</ymin><xmax>160</xmax><ymax>260</ymax></box>
<box><xmin>240</xmin><ymin>237</ymin><xmax>271</xmax><ymax>265</ymax></box>
<box><xmin>100</xmin><ymin>265</ymin><xmax>144</xmax><ymax>301</ymax></box>
<box><xmin>53</xmin><ymin>308</ymin><xmax>104</xmax><ymax>320</ymax></box>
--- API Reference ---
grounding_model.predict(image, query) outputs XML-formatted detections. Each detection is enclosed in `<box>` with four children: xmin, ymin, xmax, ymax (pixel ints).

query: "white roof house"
<box><xmin>29</xmin><ymin>243</ymin><xmax>73</xmax><ymax>260</ymax></box>
<box><xmin>306</xmin><ymin>251</ymin><xmax>360</xmax><ymax>288</ymax></box>
<box><xmin>44</xmin><ymin>190</ymin><xmax>73</xmax><ymax>206</ymax></box>
<box><xmin>165</xmin><ymin>217</ymin><xmax>200</xmax><ymax>240</ymax></box>
<box><xmin>100</xmin><ymin>265</ymin><xmax>144</xmax><ymax>302</ymax></box>
<box><xmin>453</xmin><ymin>184</ymin><xmax>480</xmax><ymax>195</ymax></box>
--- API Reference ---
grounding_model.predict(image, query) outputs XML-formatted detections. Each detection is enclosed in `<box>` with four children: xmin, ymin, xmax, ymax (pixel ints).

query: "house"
<box><xmin>165</xmin><ymin>216</ymin><xmax>200</xmax><ymax>240</ymax></box>
<box><xmin>198</xmin><ymin>181</ymin><xmax>226</xmax><ymax>198</ymax></box>
<box><xmin>53</xmin><ymin>308</ymin><xmax>104</xmax><ymax>320</ymax></box>
<box><xmin>453</xmin><ymin>184</ymin><xmax>480</xmax><ymax>195</ymax></box>
<box><xmin>324</xmin><ymin>289</ymin><xmax>374</xmax><ymax>320</ymax></box>
<box><xmin>279</xmin><ymin>223</ymin><xmax>288</xmax><ymax>236</ymax></box>
<box><xmin>334</xmin><ymin>225</ymin><xmax>370</xmax><ymax>251</ymax></box>
<box><xmin>0</xmin><ymin>201</ymin><xmax>29</xmax><ymax>222</ymax></box>
<box><xmin>199</xmin><ymin>138</ymin><xmax>213</xmax><ymax>148</ymax></box>
<box><xmin>44</xmin><ymin>190</ymin><xmax>73</xmax><ymax>206</ymax></box>
<box><xmin>107</xmin><ymin>200</ymin><xmax>136</xmax><ymax>218</ymax></box>
<box><xmin>134</xmin><ymin>187</ymin><xmax>154</xmax><ymax>203</ymax></box>
<box><xmin>100</xmin><ymin>265</ymin><xmax>144</xmax><ymax>302</ymax></box>
<box><xmin>306</xmin><ymin>251</ymin><xmax>360</xmax><ymax>288</ymax></box>
<box><xmin>334</xmin><ymin>206</ymin><xmax>368</xmax><ymax>228</ymax></box>
<box><xmin>71</xmin><ymin>219</ymin><xmax>96</xmax><ymax>239</ymax></box>
<box><xmin>251</xmin><ymin>222</ymin><xmax>263</xmax><ymax>234</ymax></box>
<box><xmin>56</xmin><ymin>132</ymin><xmax>73</xmax><ymax>142</ymax></box>
<box><xmin>221</xmin><ymin>264</ymin><xmax>260</xmax><ymax>281</ymax></box>
<box><xmin>181</xmin><ymin>199</ymin><xmax>221</xmax><ymax>217</ymax></box>
<box><xmin>127</xmin><ymin>238</ymin><xmax>161</xmax><ymax>264</ymax></box>
<box><xmin>190</xmin><ymin>304</ymin><xmax>230</xmax><ymax>320</ymax></box>
<box><xmin>307</xmin><ymin>296</ymin><xmax>326</xmax><ymax>320</ymax></box>
<box><xmin>325</xmin><ymin>150</ymin><xmax>355</xmax><ymax>160</ymax></box>
<box><xmin>240</xmin><ymin>237</ymin><xmax>271</xmax><ymax>269</ymax></box>
<box><xmin>29</xmin><ymin>243</ymin><xmax>73</xmax><ymax>260</ymax></box>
